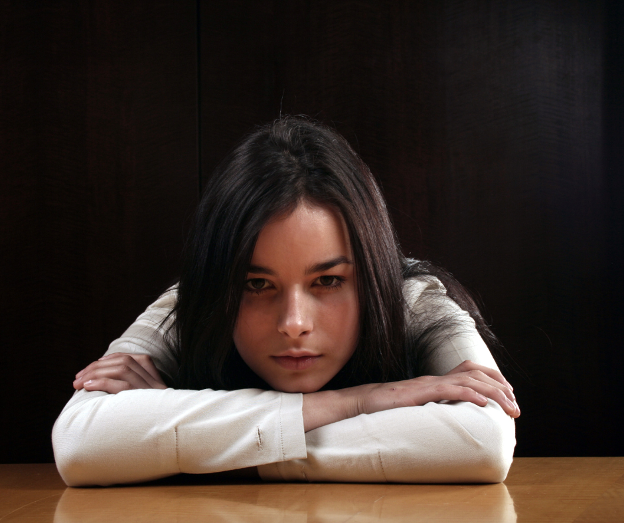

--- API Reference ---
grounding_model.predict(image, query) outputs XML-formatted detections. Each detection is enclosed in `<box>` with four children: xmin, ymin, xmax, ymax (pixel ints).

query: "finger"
<box><xmin>74</xmin><ymin>363</ymin><xmax>152</xmax><ymax>391</ymax></box>
<box><xmin>77</xmin><ymin>353</ymin><xmax>161</xmax><ymax>381</ymax></box>
<box><xmin>75</xmin><ymin>356</ymin><xmax>115</xmax><ymax>379</ymax></box>
<box><xmin>426</xmin><ymin>383</ymin><xmax>519</xmax><ymax>417</ymax></box>
<box><xmin>425</xmin><ymin>383</ymin><xmax>491</xmax><ymax>409</ymax></box>
<box><xmin>84</xmin><ymin>355</ymin><xmax>164</xmax><ymax>389</ymax></box>
<box><xmin>128</xmin><ymin>354</ymin><xmax>167</xmax><ymax>386</ymax></box>
<box><xmin>100</xmin><ymin>353</ymin><xmax>166</xmax><ymax>388</ymax></box>
<box><xmin>83</xmin><ymin>378</ymin><xmax>134</xmax><ymax>395</ymax></box>
<box><xmin>420</xmin><ymin>375</ymin><xmax>519</xmax><ymax>417</ymax></box>
<box><xmin>454</xmin><ymin>377</ymin><xmax>520</xmax><ymax>417</ymax></box>
<box><xmin>449</xmin><ymin>360</ymin><xmax>514</xmax><ymax>394</ymax></box>
<box><xmin>459</xmin><ymin>369</ymin><xmax>516</xmax><ymax>402</ymax></box>
<box><xmin>442</xmin><ymin>365</ymin><xmax>515</xmax><ymax>404</ymax></box>
<box><xmin>74</xmin><ymin>365</ymin><xmax>150</xmax><ymax>390</ymax></box>
<box><xmin>74</xmin><ymin>352</ymin><xmax>120</xmax><ymax>378</ymax></box>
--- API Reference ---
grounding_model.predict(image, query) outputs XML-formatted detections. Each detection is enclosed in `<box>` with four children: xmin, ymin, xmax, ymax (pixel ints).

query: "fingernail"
<box><xmin>477</xmin><ymin>394</ymin><xmax>488</xmax><ymax>403</ymax></box>
<box><xmin>84</xmin><ymin>380</ymin><xmax>92</xmax><ymax>387</ymax></box>
<box><xmin>506</xmin><ymin>381</ymin><xmax>514</xmax><ymax>391</ymax></box>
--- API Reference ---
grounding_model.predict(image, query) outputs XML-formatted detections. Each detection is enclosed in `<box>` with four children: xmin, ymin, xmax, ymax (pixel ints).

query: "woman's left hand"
<box><xmin>303</xmin><ymin>360</ymin><xmax>519</xmax><ymax>432</ymax></box>
<box><xmin>73</xmin><ymin>353</ymin><xmax>167</xmax><ymax>393</ymax></box>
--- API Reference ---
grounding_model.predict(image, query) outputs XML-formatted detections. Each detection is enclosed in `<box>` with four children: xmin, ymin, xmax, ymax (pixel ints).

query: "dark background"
<box><xmin>1</xmin><ymin>0</ymin><xmax>622</xmax><ymax>463</ymax></box>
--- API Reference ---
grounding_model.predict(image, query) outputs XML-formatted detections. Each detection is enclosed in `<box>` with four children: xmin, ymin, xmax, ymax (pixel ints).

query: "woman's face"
<box><xmin>233</xmin><ymin>202</ymin><xmax>359</xmax><ymax>393</ymax></box>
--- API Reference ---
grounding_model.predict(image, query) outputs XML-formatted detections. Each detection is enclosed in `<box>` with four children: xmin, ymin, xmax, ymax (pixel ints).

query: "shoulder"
<box><xmin>104</xmin><ymin>284</ymin><xmax>180</xmax><ymax>381</ymax></box>
<box><xmin>402</xmin><ymin>273</ymin><xmax>446</xmax><ymax>305</ymax></box>
<box><xmin>401</xmin><ymin>261</ymin><xmax>498</xmax><ymax>374</ymax></box>
<box><xmin>146</xmin><ymin>284</ymin><xmax>178</xmax><ymax>311</ymax></box>
<box><xmin>401</xmin><ymin>258</ymin><xmax>445</xmax><ymax>296</ymax></box>
<box><xmin>401</xmin><ymin>260</ymin><xmax>457</xmax><ymax>319</ymax></box>
<box><xmin>401</xmin><ymin>259</ymin><xmax>472</xmax><ymax>323</ymax></box>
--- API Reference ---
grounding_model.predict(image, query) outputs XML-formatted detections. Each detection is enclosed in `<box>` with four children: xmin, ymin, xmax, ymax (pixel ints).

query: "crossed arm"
<box><xmin>74</xmin><ymin>354</ymin><xmax>518</xmax><ymax>432</ymax></box>
<box><xmin>54</xmin><ymin>279</ymin><xmax>517</xmax><ymax>486</ymax></box>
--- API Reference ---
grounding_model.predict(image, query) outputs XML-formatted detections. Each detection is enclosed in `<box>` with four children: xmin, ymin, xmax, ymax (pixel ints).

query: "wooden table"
<box><xmin>1</xmin><ymin>458</ymin><xmax>623</xmax><ymax>522</ymax></box>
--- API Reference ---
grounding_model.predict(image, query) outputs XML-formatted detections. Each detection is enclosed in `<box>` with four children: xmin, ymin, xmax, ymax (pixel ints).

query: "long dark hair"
<box><xmin>165</xmin><ymin>116</ymin><xmax>501</xmax><ymax>390</ymax></box>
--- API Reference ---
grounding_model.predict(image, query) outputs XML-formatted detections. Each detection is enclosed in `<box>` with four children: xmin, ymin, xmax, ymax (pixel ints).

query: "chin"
<box><xmin>271</xmin><ymin>378</ymin><xmax>325</xmax><ymax>394</ymax></box>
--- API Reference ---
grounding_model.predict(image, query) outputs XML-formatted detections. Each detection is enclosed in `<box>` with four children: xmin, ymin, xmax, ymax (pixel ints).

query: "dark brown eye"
<box><xmin>247</xmin><ymin>279</ymin><xmax>267</xmax><ymax>290</ymax></box>
<box><xmin>319</xmin><ymin>276</ymin><xmax>336</xmax><ymax>286</ymax></box>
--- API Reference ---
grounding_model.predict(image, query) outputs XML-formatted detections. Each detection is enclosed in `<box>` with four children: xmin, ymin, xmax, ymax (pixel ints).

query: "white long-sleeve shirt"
<box><xmin>52</xmin><ymin>276</ymin><xmax>515</xmax><ymax>486</ymax></box>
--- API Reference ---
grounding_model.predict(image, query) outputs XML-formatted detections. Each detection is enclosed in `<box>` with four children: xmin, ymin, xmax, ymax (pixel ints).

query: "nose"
<box><xmin>277</xmin><ymin>289</ymin><xmax>313</xmax><ymax>339</ymax></box>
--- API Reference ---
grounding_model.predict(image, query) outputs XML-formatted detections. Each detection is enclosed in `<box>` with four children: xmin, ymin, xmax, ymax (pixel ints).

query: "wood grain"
<box><xmin>1</xmin><ymin>459</ymin><xmax>624</xmax><ymax>522</ymax></box>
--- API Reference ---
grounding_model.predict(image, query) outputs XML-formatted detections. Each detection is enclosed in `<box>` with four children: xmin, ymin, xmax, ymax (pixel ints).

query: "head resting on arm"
<box><xmin>169</xmin><ymin>116</ymin><xmax>407</xmax><ymax>391</ymax></box>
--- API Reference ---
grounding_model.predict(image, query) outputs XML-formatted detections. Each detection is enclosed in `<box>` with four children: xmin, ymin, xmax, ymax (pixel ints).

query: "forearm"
<box><xmin>302</xmin><ymin>389</ymin><xmax>359</xmax><ymax>432</ymax></box>
<box><xmin>53</xmin><ymin>387</ymin><xmax>306</xmax><ymax>486</ymax></box>
<box><xmin>260</xmin><ymin>398</ymin><xmax>515</xmax><ymax>483</ymax></box>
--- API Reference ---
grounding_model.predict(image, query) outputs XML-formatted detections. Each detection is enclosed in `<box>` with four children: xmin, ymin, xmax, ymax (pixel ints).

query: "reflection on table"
<box><xmin>54</xmin><ymin>481</ymin><xmax>515</xmax><ymax>522</ymax></box>
<box><xmin>1</xmin><ymin>457</ymin><xmax>623</xmax><ymax>522</ymax></box>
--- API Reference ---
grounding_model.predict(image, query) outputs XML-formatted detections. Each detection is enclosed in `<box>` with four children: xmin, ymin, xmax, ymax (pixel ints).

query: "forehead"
<box><xmin>252</xmin><ymin>203</ymin><xmax>352</xmax><ymax>265</ymax></box>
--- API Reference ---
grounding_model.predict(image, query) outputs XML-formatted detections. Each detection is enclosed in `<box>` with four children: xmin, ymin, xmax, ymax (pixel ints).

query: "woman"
<box><xmin>53</xmin><ymin>116</ymin><xmax>518</xmax><ymax>486</ymax></box>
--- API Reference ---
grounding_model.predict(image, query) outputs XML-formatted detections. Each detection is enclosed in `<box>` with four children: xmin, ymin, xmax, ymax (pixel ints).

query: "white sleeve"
<box><xmin>257</xmin><ymin>276</ymin><xmax>516</xmax><ymax>483</ymax></box>
<box><xmin>52</xmin><ymin>288</ymin><xmax>307</xmax><ymax>487</ymax></box>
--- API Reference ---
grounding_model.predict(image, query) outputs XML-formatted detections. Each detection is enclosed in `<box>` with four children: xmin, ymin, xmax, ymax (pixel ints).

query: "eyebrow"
<box><xmin>305</xmin><ymin>256</ymin><xmax>353</xmax><ymax>275</ymax></box>
<box><xmin>247</xmin><ymin>256</ymin><xmax>353</xmax><ymax>277</ymax></box>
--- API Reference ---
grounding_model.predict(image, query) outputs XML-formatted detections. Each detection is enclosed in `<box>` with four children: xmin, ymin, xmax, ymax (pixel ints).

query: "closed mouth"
<box><xmin>272</xmin><ymin>355</ymin><xmax>321</xmax><ymax>370</ymax></box>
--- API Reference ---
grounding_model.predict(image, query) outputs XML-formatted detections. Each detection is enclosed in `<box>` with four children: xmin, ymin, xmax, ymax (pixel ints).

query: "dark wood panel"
<box><xmin>0</xmin><ymin>1</ymin><xmax>198</xmax><ymax>462</ymax></box>
<box><xmin>426</xmin><ymin>0</ymin><xmax>622</xmax><ymax>456</ymax></box>
<box><xmin>200</xmin><ymin>1</ymin><xmax>440</xmax><ymax>253</ymax></box>
<box><xmin>2</xmin><ymin>0</ymin><xmax>621</xmax><ymax>462</ymax></box>
<box><xmin>602</xmin><ymin>0</ymin><xmax>624</xmax><ymax>452</ymax></box>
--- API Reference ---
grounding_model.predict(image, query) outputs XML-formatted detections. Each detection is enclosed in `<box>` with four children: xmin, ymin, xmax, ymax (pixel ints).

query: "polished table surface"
<box><xmin>1</xmin><ymin>458</ymin><xmax>623</xmax><ymax>522</ymax></box>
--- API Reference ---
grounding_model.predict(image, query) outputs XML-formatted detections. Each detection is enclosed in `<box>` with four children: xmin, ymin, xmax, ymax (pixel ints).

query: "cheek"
<box><xmin>232</xmin><ymin>301</ymin><xmax>265</xmax><ymax>356</ymax></box>
<box><xmin>321</xmin><ymin>294</ymin><xmax>360</xmax><ymax>351</ymax></box>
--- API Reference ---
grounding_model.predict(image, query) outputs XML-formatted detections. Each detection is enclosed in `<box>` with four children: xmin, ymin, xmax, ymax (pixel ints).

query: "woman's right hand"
<box><xmin>73</xmin><ymin>353</ymin><xmax>167</xmax><ymax>394</ymax></box>
<box><xmin>303</xmin><ymin>360</ymin><xmax>519</xmax><ymax>432</ymax></box>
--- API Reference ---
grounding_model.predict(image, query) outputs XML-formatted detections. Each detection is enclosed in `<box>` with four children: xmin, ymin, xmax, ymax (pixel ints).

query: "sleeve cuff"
<box><xmin>258</xmin><ymin>392</ymin><xmax>307</xmax><ymax>481</ymax></box>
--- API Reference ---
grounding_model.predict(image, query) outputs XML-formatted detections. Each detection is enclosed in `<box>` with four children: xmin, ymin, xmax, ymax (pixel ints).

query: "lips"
<box><xmin>272</xmin><ymin>355</ymin><xmax>321</xmax><ymax>371</ymax></box>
